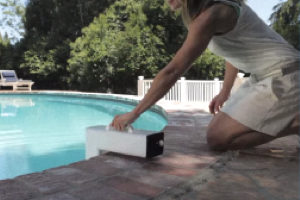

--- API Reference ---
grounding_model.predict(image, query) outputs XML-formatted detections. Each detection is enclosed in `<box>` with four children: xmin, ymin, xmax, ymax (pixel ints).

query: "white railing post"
<box><xmin>213</xmin><ymin>78</ymin><xmax>220</xmax><ymax>97</ymax></box>
<box><xmin>180</xmin><ymin>77</ymin><xmax>187</xmax><ymax>102</ymax></box>
<box><xmin>137</xmin><ymin>76</ymin><xmax>224</xmax><ymax>103</ymax></box>
<box><xmin>137</xmin><ymin>76</ymin><xmax>144</xmax><ymax>97</ymax></box>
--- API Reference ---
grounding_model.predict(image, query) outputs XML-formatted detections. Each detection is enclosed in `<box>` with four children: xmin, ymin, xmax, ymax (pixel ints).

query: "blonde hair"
<box><xmin>181</xmin><ymin>0</ymin><xmax>214</xmax><ymax>26</ymax></box>
<box><xmin>181</xmin><ymin>0</ymin><xmax>244</xmax><ymax>26</ymax></box>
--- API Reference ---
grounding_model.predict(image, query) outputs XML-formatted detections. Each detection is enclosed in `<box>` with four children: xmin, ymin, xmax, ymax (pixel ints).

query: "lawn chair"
<box><xmin>0</xmin><ymin>70</ymin><xmax>34</xmax><ymax>91</ymax></box>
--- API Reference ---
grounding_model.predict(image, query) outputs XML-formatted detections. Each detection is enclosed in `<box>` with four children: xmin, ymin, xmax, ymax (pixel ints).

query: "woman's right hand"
<box><xmin>110</xmin><ymin>111</ymin><xmax>139</xmax><ymax>132</ymax></box>
<box><xmin>209</xmin><ymin>91</ymin><xmax>230</xmax><ymax>115</ymax></box>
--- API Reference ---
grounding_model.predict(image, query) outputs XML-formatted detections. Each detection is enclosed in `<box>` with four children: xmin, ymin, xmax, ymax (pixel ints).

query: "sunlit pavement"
<box><xmin>0</xmin><ymin>93</ymin><xmax>299</xmax><ymax>200</ymax></box>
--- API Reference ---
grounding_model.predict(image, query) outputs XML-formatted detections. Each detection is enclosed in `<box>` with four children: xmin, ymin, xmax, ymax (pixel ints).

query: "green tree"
<box><xmin>0</xmin><ymin>34</ymin><xmax>14</xmax><ymax>70</ymax></box>
<box><xmin>0</xmin><ymin>0</ymin><xmax>25</xmax><ymax>43</ymax></box>
<box><xmin>142</xmin><ymin>0</ymin><xmax>187</xmax><ymax>56</ymax></box>
<box><xmin>20</xmin><ymin>39</ymin><xmax>70</xmax><ymax>88</ymax></box>
<box><xmin>19</xmin><ymin>0</ymin><xmax>116</xmax><ymax>89</ymax></box>
<box><xmin>270</xmin><ymin>0</ymin><xmax>300</xmax><ymax>50</ymax></box>
<box><xmin>0</xmin><ymin>33</ymin><xmax>10</xmax><ymax>45</ymax></box>
<box><xmin>68</xmin><ymin>0</ymin><xmax>225</xmax><ymax>93</ymax></box>
<box><xmin>68</xmin><ymin>0</ymin><xmax>169</xmax><ymax>93</ymax></box>
<box><xmin>4</xmin><ymin>0</ymin><xmax>226</xmax><ymax>91</ymax></box>
<box><xmin>142</xmin><ymin>0</ymin><xmax>225</xmax><ymax>80</ymax></box>
<box><xmin>185</xmin><ymin>50</ymin><xmax>225</xmax><ymax>80</ymax></box>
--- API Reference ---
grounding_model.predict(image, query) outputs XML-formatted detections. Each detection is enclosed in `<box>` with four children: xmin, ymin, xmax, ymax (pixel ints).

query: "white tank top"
<box><xmin>207</xmin><ymin>2</ymin><xmax>300</xmax><ymax>75</ymax></box>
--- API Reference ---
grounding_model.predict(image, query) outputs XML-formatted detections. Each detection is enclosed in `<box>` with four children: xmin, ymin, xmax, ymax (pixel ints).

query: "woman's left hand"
<box><xmin>209</xmin><ymin>91</ymin><xmax>230</xmax><ymax>115</ymax></box>
<box><xmin>110</xmin><ymin>112</ymin><xmax>139</xmax><ymax>131</ymax></box>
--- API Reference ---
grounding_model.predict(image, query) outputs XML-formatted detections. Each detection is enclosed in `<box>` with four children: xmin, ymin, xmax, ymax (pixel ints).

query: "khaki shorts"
<box><xmin>221</xmin><ymin>63</ymin><xmax>300</xmax><ymax>136</ymax></box>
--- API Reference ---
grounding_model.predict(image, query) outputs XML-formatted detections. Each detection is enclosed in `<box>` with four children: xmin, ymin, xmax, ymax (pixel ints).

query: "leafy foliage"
<box><xmin>68</xmin><ymin>0</ymin><xmax>225</xmax><ymax>93</ymax></box>
<box><xmin>0</xmin><ymin>34</ymin><xmax>10</xmax><ymax>46</ymax></box>
<box><xmin>0</xmin><ymin>0</ymin><xmax>245</xmax><ymax>93</ymax></box>
<box><xmin>19</xmin><ymin>0</ymin><xmax>116</xmax><ymax>89</ymax></box>
<box><xmin>270</xmin><ymin>0</ymin><xmax>300</xmax><ymax>50</ymax></box>
<box><xmin>185</xmin><ymin>50</ymin><xmax>225</xmax><ymax>80</ymax></box>
<box><xmin>68</xmin><ymin>0</ymin><xmax>171</xmax><ymax>93</ymax></box>
<box><xmin>0</xmin><ymin>0</ymin><xmax>25</xmax><ymax>43</ymax></box>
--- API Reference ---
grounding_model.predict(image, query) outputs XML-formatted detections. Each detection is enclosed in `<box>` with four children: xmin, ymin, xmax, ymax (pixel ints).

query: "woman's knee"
<box><xmin>206</xmin><ymin>115</ymin><xmax>228</xmax><ymax>151</ymax></box>
<box><xmin>206</xmin><ymin>124</ymin><xmax>229</xmax><ymax>151</ymax></box>
<box><xmin>206</xmin><ymin>112</ymin><xmax>252</xmax><ymax>151</ymax></box>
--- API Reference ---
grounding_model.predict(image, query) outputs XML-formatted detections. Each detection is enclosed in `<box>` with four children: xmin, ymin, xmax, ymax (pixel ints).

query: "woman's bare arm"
<box><xmin>222</xmin><ymin>61</ymin><xmax>239</xmax><ymax>94</ymax></box>
<box><xmin>132</xmin><ymin>11</ymin><xmax>217</xmax><ymax>116</ymax></box>
<box><xmin>112</xmin><ymin>4</ymin><xmax>239</xmax><ymax>130</ymax></box>
<box><xmin>209</xmin><ymin>61</ymin><xmax>238</xmax><ymax>114</ymax></box>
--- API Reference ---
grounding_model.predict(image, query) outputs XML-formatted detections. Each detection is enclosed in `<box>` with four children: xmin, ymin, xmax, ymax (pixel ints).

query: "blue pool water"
<box><xmin>0</xmin><ymin>94</ymin><xmax>167</xmax><ymax>180</ymax></box>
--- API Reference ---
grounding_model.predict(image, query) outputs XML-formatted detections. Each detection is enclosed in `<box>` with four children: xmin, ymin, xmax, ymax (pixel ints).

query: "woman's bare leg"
<box><xmin>206</xmin><ymin>112</ymin><xmax>299</xmax><ymax>151</ymax></box>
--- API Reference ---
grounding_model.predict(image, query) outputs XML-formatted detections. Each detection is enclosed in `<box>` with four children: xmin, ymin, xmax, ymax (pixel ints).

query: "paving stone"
<box><xmin>167</xmin><ymin>119</ymin><xmax>195</xmax><ymax>127</ymax></box>
<box><xmin>185</xmin><ymin>152</ymin><xmax>299</xmax><ymax>200</ymax></box>
<box><xmin>193</xmin><ymin>115</ymin><xmax>213</xmax><ymax>127</ymax></box>
<box><xmin>35</xmin><ymin>193</ymin><xmax>79</xmax><ymax>200</ymax></box>
<box><xmin>250</xmin><ymin>173</ymin><xmax>300</xmax><ymax>200</ymax></box>
<box><xmin>239</xmin><ymin>136</ymin><xmax>299</xmax><ymax>160</ymax></box>
<box><xmin>70</xmin><ymin>182</ymin><xmax>146</xmax><ymax>200</ymax></box>
<box><xmin>47</xmin><ymin>167</ymin><xmax>97</xmax><ymax>184</ymax></box>
<box><xmin>0</xmin><ymin>179</ymin><xmax>40</xmax><ymax>200</ymax></box>
<box><xmin>226</xmin><ymin>155</ymin><xmax>275</xmax><ymax>171</ymax></box>
<box><xmin>69</xmin><ymin>157</ymin><xmax>122</xmax><ymax>177</ymax></box>
<box><xmin>176</xmin><ymin>172</ymin><xmax>266</xmax><ymax>200</ymax></box>
<box><xmin>234</xmin><ymin>155</ymin><xmax>300</xmax><ymax>200</ymax></box>
<box><xmin>181</xmin><ymin>189</ymin><xmax>266</xmax><ymax>200</ymax></box>
<box><xmin>164</xmin><ymin>143</ymin><xmax>219</xmax><ymax>157</ymax></box>
<box><xmin>101</xmin><ymin>153</ymin><xmax>148</xmax><ymax>169</ymax></box>
<box><xmin>16</xmin><ymin>172</ymin><xmax>71</xmax><ymax>194</ymax></box>
<box><xmin>120</xmin><ymin>168</ymin><xmax>186</xmax><ymax>189</ymax></box>
<box><xmin>143</xmin><ymin>163</ymin><xmax>198</xmax><ymax>177</ymax></box>
<box><xmin>167</xmin><ymin>113</ymin><xmax>196</xmax><ymax>118</ymax></box>
<box><xmin>164</xmin><ymin>126</ymin><xmax>196</xmax><ymax>133</ymax></box>
<box><xmin>164</xmin><ymin>139</ymin><xmax>210</xmax><ymax>152</ymax></box>
<box><xmin>105</xmin><ymin>176</ymin><xmax>164</xmax><ymax>198</ymax></box>
<box><xmin>208</xmin><ymin>172</ymin><xmax>257</xmax><ymax>191</ymax></box>
<box><xmin>164</xmin><ymin>131</ymin><xmax>198</xmax><ymax>143</ymax></box>
<box><xmin>150</xmin><ymin>152</ymin><xmax>216</xmax><ymax>170</ymax></box>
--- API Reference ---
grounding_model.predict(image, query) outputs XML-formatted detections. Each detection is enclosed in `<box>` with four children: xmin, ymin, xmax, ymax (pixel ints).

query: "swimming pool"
<box><xmin>0</xmin><ymin>92</ymin><xmax>168</xmax><ymax>180</ymax></box>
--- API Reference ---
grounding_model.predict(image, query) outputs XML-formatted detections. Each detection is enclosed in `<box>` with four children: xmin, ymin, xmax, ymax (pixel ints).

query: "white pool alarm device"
<box><xmin>85</xmin><ymin>125</ymin><xmax>164</xmax><ymax>159</ymax></box>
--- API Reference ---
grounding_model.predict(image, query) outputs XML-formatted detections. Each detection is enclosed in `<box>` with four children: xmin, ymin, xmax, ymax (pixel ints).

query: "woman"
<box><xmin>111</xmin><ymin>0</ymin><xmax>300</xmax><ymax>151</ymax></box>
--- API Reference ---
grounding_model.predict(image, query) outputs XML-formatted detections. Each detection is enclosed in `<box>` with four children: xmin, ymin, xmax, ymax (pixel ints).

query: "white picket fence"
<box><xmin>137</xmin><ymin>76</ymin><xmax>224</xmax><ymax>102</ymax></box>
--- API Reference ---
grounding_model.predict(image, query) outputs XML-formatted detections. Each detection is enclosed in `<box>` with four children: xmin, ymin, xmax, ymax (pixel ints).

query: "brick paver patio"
<box><xmin>0</xmin><ymin>101</ymin><xmax>299</xmax><ymax>200</ymax></box>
